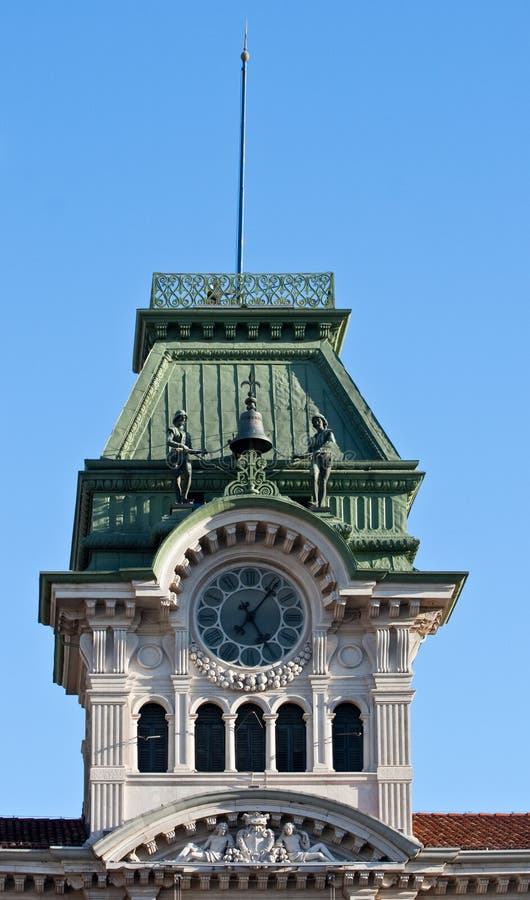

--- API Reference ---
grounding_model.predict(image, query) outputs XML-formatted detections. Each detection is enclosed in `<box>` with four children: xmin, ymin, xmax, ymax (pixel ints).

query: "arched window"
<box><xmin>235</xmin><ymin>704</ymin><xmax>265</xmax><ymax>772</ymax></box>
<box><xmin>332</xmin><ymin>703</ymin><xmax>363</xmax><ymax>772</ymax></box>
<box><xmin>195</xmin><ymin>703</ymin><xmax>225</xmax><ymax>772</ymax></box>
<box><xmin>137</xmin><ymin>703</ymin><xmax>168</xmax><ymax>773</ymax></box>
<box><xmin>276</xmin><ymin>703</ymin><xmax>306</xmax><ymax>772</ymax></box>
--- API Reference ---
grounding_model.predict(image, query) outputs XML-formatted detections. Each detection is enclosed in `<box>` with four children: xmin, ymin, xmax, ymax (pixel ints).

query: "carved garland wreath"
<box><xmin>189</xmin><ymin>642</ymin><xmax>312</xmax><ymax>692</ymax></box>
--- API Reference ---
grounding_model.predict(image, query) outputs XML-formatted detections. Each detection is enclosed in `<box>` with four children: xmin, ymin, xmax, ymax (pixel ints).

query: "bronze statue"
<box><xmin>307</xmin><ymin>414</ymin><xmax>336</xmax><ymax>508</ymax></box>
<box><xmin>166</xmin><ymin>410</ymin><xmax>193</xmax><ymax>504</ymax></box>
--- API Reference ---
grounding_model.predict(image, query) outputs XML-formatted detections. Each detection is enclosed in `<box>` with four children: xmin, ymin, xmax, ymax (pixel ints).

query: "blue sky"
<box><xmin>0</xmin><ymin>1</ymin><xmax>529</xmax><ymax>817</ymax></box>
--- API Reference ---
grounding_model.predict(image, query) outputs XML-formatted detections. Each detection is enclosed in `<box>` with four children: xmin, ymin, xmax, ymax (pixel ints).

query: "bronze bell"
<box><xmin>230</xmin><ymin>406</ymin><xmax>273</xmax><ymax>456</ymax></box>
<box><xmin>230</xmin><ymin>374</ymin><xmax>273</xmax><ymax>456</ymax></box>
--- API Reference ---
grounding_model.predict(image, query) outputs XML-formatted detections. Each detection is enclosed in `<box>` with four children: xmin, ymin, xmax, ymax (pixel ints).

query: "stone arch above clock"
<box><xmin>151</xmin><ymin>496</ymin><xmax>358</xmax><ymax>695</ymax></box>
<box><xmin>155</xmin><ymin>495</ymin><xmax>354</xmax><ymax>611</ymax></box>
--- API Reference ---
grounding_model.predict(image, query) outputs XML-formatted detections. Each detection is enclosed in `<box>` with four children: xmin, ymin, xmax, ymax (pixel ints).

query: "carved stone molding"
<box><xmin>171</xmin><ymin>518</ymin><xmax>337</xmax><ymax>607</ymax></box>
<box><xmin>90</xmin><ymin>767</ymin><xmax>127</xmax><ymax>781</ymax></box>
<box><xmin>108</xmin><ymin>808</ymin><xmax>389</xmax><ymax>869</ymax></box>
<box><xmin>2</xmin><ymin>869</ymin><xmax>530</xmax><ymax>895</ymax></box>
<box><xmin>168</xmin><ymin>348</ymin><xmax>319</xmax><ymax>363</ymax></box>
<box><xmin>189</xmin><ymin>642</ymin><xmax>312</xmax><ymax>692</ymax></box>
<box><xmin>411</xmin><ymin>610</ymin><xmax>443</xmax><ymax>637</ymax></box>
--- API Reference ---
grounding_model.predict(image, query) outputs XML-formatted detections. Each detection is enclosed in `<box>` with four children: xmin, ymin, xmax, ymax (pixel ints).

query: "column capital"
<box><xmin>309</xmin><ymin>675</ymin><xmax>330</xmax><ymax>689</ymax></box>
<box><xmin>170</xmin><ymin>675</ymin><xmax>192</xmax><ymax>689</ymax></box>
<box><xmin>371</xmin><ymin>677</ymin><xmax>415</xmax><ymax>697</ymax></box>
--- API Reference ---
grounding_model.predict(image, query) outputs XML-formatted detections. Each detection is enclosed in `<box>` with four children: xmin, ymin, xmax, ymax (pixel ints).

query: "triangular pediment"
<box><xmin>93</xmin><ymin>789</ymin><xmax>420</xmax><ymax>867</ymax></box>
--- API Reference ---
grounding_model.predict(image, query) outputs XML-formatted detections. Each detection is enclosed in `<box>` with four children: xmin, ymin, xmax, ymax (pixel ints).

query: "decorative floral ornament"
<box><xmin>189</xmin><ymin>642</ymin><xmax>312</xmax><ymax>692</ymax></box>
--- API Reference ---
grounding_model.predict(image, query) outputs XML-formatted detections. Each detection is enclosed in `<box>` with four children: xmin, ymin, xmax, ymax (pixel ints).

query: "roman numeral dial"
<box><xmin>196</xmin><ymin>566</ymin><xmax>306</xmax><ymax>669</ymax></box>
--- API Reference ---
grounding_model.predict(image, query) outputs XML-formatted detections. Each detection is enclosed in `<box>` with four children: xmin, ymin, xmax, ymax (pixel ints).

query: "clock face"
<box><xmin>195</xmin><ymin>565</ymin><xmax>306</xmax><ymax>668</ymax></box>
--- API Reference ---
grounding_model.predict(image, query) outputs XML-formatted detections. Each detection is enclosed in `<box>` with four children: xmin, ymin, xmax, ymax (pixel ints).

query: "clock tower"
<box><xmin>40</xmin><ymin>270</ymin><xmax>466</xmax><ymax>873</ymax></box>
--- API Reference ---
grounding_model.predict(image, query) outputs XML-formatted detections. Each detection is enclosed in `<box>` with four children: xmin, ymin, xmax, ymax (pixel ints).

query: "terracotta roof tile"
<box><xmin>1</xmin><ymin>814</ymin><xmax>529</xmax><ymax>852</ymax></box>
<box><xmin>413</xmin><ymin>813</ymin><xmax>530</xmax><ymax>850</ymax></box>
<box><xmin>0</xmin><ymin>817</ymin><xmax>87</xmax><ymax>849</ymax></box>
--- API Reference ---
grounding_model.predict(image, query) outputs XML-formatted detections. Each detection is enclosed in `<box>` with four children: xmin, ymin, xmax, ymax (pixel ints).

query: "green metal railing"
<box><xmin>150</xmin><ymin>272</ymin><xmax>335</xmax><ymax>309</ymax></box>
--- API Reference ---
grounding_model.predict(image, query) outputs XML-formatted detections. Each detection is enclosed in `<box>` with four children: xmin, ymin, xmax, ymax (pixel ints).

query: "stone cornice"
<box><xmin>133</xmin><ymin>309</ymin><xmax>351</xmax><ymax>372</ymax></box>
<box><xmin>69</xmin><ymin>462</ymin><xmax>423</xmax><ymax>571</ymax></box>
<box><xmin>76</xmin><ymin>467</ymin><xmax>422</xmax><ymax>494</ymax></box>
<box><xmin>0</xmin><ymin>862</ymin><xmax>528</xmax><ymax>895</ymax></box>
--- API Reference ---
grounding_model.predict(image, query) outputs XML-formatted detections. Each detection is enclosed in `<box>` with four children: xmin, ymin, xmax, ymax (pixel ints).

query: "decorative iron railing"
<box><xmin>150</xmin><ymin>272</ymin><xmax>335</xmax><ymax>309</ymax></box>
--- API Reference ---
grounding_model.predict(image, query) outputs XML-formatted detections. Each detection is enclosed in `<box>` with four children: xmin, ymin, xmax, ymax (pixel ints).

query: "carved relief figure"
<box><xmin>307</xmin><ymin>414</ymin><xmax>336</xmax><ymax>508</ymax></box>
<box><xmin>166</xmin><ymin>410</ymin><xmax>193</xmax><ymax>504</ymax></box>
<box><xmin>172</xmin><ymin>813</ymin><xmax>338</xmax><ymax>866</ymax></box>
<box><xmin>274</xmin><ymin>821</ymin><xmax>336</xmax><ymax>862</ymax></box>
<box><xmin>177</xmin><ymin>822</ymin><xmax>234</xmax><ymax>862</ymax></box>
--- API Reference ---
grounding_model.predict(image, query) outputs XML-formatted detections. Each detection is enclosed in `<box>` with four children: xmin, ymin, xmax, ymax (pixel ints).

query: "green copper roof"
<box><xmin>104</xmin><ymin>273</ymin><xmax>397</xmax><ymax>461</ymax></box>
<box><xmin>103</xmin><ymin>339</ymin><xmax>399</xmax><ymax>462</ymax></box>
<box><xmin>67</xmin><ymin>273</ymin><xmax>429</xmax><ymax>575</ymax></box>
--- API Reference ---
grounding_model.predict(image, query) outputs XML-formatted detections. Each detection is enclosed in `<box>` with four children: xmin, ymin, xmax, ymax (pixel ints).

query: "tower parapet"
<box><xmin>150</xmin><ymin>272</ymin><xmax>335</xmax><ymax>309</ymax></box>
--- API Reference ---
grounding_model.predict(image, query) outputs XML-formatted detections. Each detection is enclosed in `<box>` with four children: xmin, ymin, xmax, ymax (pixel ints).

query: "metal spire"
<box><xmin>236</xmin><ymin>23</ymin><xmax>249</xmax><ymax>275</ymax></box>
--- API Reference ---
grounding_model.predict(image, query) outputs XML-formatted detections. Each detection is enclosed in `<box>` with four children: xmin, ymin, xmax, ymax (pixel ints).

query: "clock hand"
<box><xmin>247</xmin><ymin>579</ymin><xmax>280</xmax><ymax>618</ymax></box>
<box><xmin>255</xmin><ymin>630</ymin><xmax>271</xmax><ymax>643</ymax></box>
<box><xmin>255</xmin><ymin>629</ymin><xmax>277</xmax><ymax>662</ymax></box>
<box><xmin>234</xmin><ymin>580</ymin><xmax>280</xmax><ymax>636</ymax></box>
<box><xmin>246</xmin><ymin>618</ymin><xmax>273</xmax><ymax>647</ymax></box>
<box><xmin>234</xmin><ymin>601</ymin><xmax>250</xmax><ymax>636</ymax></box>
<box><xmin>246</xmin><ymin>619</ymin><xmax>274</xmax><ymax>652</ymax></box>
